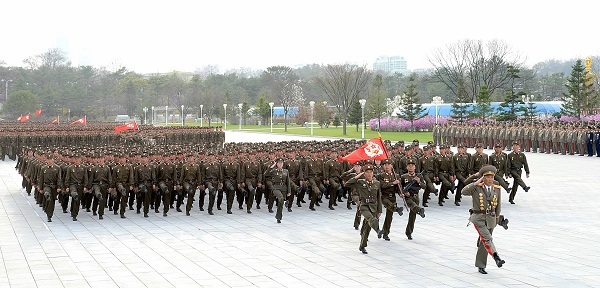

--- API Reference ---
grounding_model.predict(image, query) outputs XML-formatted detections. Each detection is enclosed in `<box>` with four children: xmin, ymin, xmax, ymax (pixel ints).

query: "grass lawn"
<box><xmin>176</xmin><ymin>122</ymin><xmax>432</xmax><ymax>143</ymax></box>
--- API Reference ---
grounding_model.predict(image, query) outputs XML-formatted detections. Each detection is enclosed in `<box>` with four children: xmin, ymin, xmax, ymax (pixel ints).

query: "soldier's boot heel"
<box><xmin>493</xmin><ymin>253</ymin><xmax>505</xmax><ymax>267</ymax></box>
<box><xmin>395</xmin><ymin>206</ymin><xmax>403</xmax><ymax>216</ymax></box>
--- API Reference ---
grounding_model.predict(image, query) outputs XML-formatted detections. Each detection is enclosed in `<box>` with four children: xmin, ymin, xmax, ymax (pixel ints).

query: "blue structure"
<box><xmin>421</xmin><ymin>101</ymin><xmax>563</xmax><ymax>117</ymax></box>
<box><xmin>272</xmin><ymin>107</ymin><xmax>298</xmax><ymax>116</ymax></box>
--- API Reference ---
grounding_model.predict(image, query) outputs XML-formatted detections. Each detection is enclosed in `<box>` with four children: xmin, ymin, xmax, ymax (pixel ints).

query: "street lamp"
<box><xmin>165</xmin><ymin>105</ymin><xmax>168</xmax><ymax>125</ymax></box>
<box><xmin>309</xmin><ymin>101</ymin><xmax>315</xmax><ymax>136</ymax></box>
<box><xmin>1</xmin><ymin>79</ymin><xmax>12</xmax><ymax>100</ymax></box>
<box><xmin>359</xmin><ymin>99</ymin><xmax>367</xmax><ymax>139</ymax></box>
<box><xmin>151</xmin><ymin>106</ymin><xmax>155</xmax><ymax>125</ymax></box>
<box><xmin>181</xmin><ymin>105</ymin><xmax>185</xmax><ymax>126</ymax></box>
<box><xmin>269</xmin><ymin>102</ymin><xmax>274</xmax><ymax>133</ymax></box>
<box><xmin>143</xmin><ymin>107</ymin><xmax>148</xmax><ymax>124</ymax></box>
<box><xmin>199</xmin><ymin>104</ymin><xmax>203</xmax><ymax>127</ymax></box>
<box><xmin>522</xmin><ymin>94</ymin><xmax>534</xmax><ymax>120</ymax></box>
<box><xmin>432</xmin><ymin>96</ymin><xmax>444</xmax><ymax>124</ymax></box>
<box><xmin>68</xmin><ymin>109</ymin><xmax>71</xmax><ymax>121</ymax></box>
<box><xmin>238</xmin><ymin>103</ymin><xmax>243</xmax><ymax>130</ymax></box>
<box><xmin>223</xmin><ymin>103</ymin><xmax>227</xmax><ymax>130</ymax></box>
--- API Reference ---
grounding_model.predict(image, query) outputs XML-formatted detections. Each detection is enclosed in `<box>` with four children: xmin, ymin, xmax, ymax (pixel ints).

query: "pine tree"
<box><xmin>451</xmin><ymin>78</ymin><xmax>471</xmax><ymax>122</ymax></box>
<box><xmin>397</xmin><ymin>74</ymin><xmax>426</xmax><ymax>132</ymax></box>
<box><xmin>497</xmin><ymin>66</ymin><xmax>526</xmax><ymax>121</ymax></box>
<box><xmin>470</xmin><ymin>84</ymin><xmax>494</xmax><ymax>121</ymax></box>
<box><xmin>561</xmin><ymin>59</ymin><xmax>595</xmax><ymax>119</ymax></box>
<box><xmin>347</xmin><ymin>99</ymin><xmax>362</xmax><ymax>132</ymax></box>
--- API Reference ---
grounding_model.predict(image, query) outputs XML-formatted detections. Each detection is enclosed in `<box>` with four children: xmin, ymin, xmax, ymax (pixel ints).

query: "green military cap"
<box><xmin>475</xmin><ymin>143</ymin><xmax>483</xmax><ymax>148</ymax></box>
<box><xmin>381</xmin><ymin>159</ymin><xmax>392</xmax><ymax>165</ymax></box>
<box><xmin>512</xmin><ymin>141</ymin><xmax>520</xmax><ymax>146</ymax></box>
<box><xmin>276</xmin><ymin>157</ymin><xmax>285</xmax><ymax>162</ymax></box>
<box><xmin>458</xmin><ymin>143</ymin><xmax>466</xmax><ymax>148</ymax></box>
<box><xmin>412</xmin><ymin>139</ymin><xmax>419</xmax><ymax>144</ymax></box>
<box><xmin>406</xmin><ymin>158</ymin><xmax>417</xmax><ymax>165</ymax></box>
<box><xmin>363</xmin><ymin>164</ymin><xmax>374</xmax><ymax>171</ymax></box>
<box><xmin>494</xmin><ymin>142</ymin><xmax>503</xmax><ymax>148</ymax></box>
<box><xmin>479</xmin><ymin>165</ymin><xmax>497</xmax><ymax>176</ymax></box>
<box><xmin>404</xmin><ymin>144</ymin><xmax>413</xmax><ymax>150</ymax></box>
<box><xmin>427</xmin><ymin>141</ymin><xmax>434</xmax><ymax>145</ymax></box>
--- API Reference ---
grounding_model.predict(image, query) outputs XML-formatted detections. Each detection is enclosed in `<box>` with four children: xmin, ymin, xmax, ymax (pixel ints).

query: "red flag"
<box><xmin>35</xmin><ymin>109</ymin><xmax>42</xmax><ymax>116</ymax></box>
<box><xmin>19</xmin><ymin>113</ymin><xmax>30</xmax><ymax>122</ymax></box>
<box><xmin>70</xmin><ymin>117</ymin><xmax>86</xmax><ymax>125</ymax></box>
<box><xmin>339</xmin><ymin>137</ymin><xmax>389</xmax><ymax>164</ymax></box>
<box><xmin>115</xmin><ymin>121</ymin><xmax>138</xmax><ymax>133</ymax></box>
<box><xmin>50</xmin><ymin>116</ymin><xmax>59</xmax><ymax>125</ymax></box>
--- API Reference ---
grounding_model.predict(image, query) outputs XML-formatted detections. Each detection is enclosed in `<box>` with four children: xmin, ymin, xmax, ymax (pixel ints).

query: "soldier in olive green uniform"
<box><xmin>38</xmin><ymin>155</ymin><xmax>63</xmax><ymax>222</ymax></box>
<box><xmin>180</xmin><ymin>155</ymin><xmax>202</xmax><ymax>216</ymax></box>
<box><xmin>203</xmin><ymin>152</ymin><xmax>223</xmax><ymax>215</ymax></box>
<box><xmin>461</xmin><ymin>165</ymin><xmax>507</xmax><ymax>274</ymax></box>
<box><xmin>377</xmin><ymin>159</ymin><xmax>403</xmax><ymax>241</ymax></box>
<box><xmin>64</xmin><ymin>155</ymin><xmax>86</xmax><ymax>221</ymax></box>
<box><xmin>264</xmin><ymin>157</ymin><xmax>291</xmax><ymax>223</ymax></box>
<box><xmin>112</xmin><ymin>155</ymin><xmax>134</xmax><ymax>218</ymax></box>
<box><xmin>323</xmin><ymin>149</ymin><xmax>343</xmax><ymax>210</ymax></box>
<box><xmin>345</xmin><ymin>164</ymin><xmax>383</xmax><ymax>254</ymax></box>
<box><xmin>507</xmin><ymin>142</ymin><xmax>530</xmax><ymax>204</ymax></box>
<box><xmin>155</xmin><ymin>157</ymin><xmax>177</xmax><ymax>216</ymax></box>
<box><xmin>222</xmin><ymin>153</ymin><xmax>242</xmax><ymax>214</ymax></box>
<box><xmin>86</xmin><ymin>156</ymin><xmax>112</xmax><ymax>220</ymax></box>
<box><xmin>134</xmin><ymin>156</ymin><xmax>155</xmax><ymax>217</ymax></box>
<box><xmin>400</xmin><ymin>158</ymin><xmax>426</xmax><ymax>240</ymax></box>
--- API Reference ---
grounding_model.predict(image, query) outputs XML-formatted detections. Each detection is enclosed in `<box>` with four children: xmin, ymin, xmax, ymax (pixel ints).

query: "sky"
<box><xmin>1</xmin><ymin>0</ymin><xmax>599</xmax><ymax>74</ymax></box>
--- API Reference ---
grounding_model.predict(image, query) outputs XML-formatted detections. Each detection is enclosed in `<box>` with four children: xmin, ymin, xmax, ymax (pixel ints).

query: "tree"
<box><xmin>333</xmin><ymin>114</ymin><xmax>341</xmax><ymax>128</ymax></box>
<box><xmin>450</xmin><ymin>78</ymin><xmax>471</xmax><ymax>122</ymax></box>
<box><xmin>561</xmin><ymin>59</ymin><xmax>596</xmax><ymax>118</ymax></box>
<box><xmin>470</xmin><ymin>84</ymin><xmax>494</xmax><ymax>121</ymax></box>
<box><xmin>2</xmin><ymin>90</ymin><xmax>39</xmax><ymax>118</ymax></box>
<box><xmin>367</xmin><ymin>74</ymin><xmax>387</xmax><ymax>131</ymax></box>
<box><xmin>315</xmin><ymin>64</ymin><xmax>372</xmax><ymax>135</ymax></box>
<box><xmin>347</xmin><ymin>99</ymin><xmax>362</xmax><ymax>132</ymax></box>
<box><xmin>397</xmin><ymin>74</ymin><xmax>426</xmax><ymax>132</ymax></box>
<box><xmin>295</xmin><ymin>106</ymin><xmax>310</xmax><ymax>125</ymax></box>
<box><xmin>261</xmin><ymin>66</ymin><xmax>299</xmax><ymax>132</ymax></box>
<box><xmin>497</xmin><ymin>66</ymin><xmax>526</xmax><ymax>121</ymax></box>
<box><xmin>314</xmin><ymin>101</ymin><xmax>331</xmax><ymax>128</ymax></box>
<box><xmin>253</xmin><ymin>93</ymin><xmax>272</xmax><ymax>125</ymax></box>
<box><xmin>429</xmin><ymin>39</ymin><xmax>523</xmax><ymax>103</ymax></box>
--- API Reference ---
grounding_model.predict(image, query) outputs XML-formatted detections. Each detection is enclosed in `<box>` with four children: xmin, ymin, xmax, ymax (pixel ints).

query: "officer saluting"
<box><xmin>461</xmin><ymin>165</ymin><xmax>507</xmax><ymax>274</ymax></box>
<box><xmin>264</xmin><ymin>157</ymin><xmax>291</xmax><ymax>223</ymax></box>
<box><xmin>345</xmin><ymin>164</ymin><xmax>383</xmax><ymax>254</ymax></box>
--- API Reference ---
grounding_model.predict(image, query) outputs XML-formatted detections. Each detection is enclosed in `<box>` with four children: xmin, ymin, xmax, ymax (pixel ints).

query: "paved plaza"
<box><xmin>1</xmin><ymin>131</ymin><xmax>599</xmax><ymax>288</ymax></box>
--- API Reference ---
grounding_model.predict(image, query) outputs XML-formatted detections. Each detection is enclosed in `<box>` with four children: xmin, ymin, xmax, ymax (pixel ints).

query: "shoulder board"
<box><xmin>493</xmin><ymin>184</ymin><xmax>501</xmax><ymax>189</ymax></box>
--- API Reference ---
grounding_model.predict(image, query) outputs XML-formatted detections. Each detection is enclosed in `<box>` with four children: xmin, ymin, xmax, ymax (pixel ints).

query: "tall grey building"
<box><xmin>373</xmin><ymin>56</ymin><xmax>407</xmax><ymax>75</ymax></box>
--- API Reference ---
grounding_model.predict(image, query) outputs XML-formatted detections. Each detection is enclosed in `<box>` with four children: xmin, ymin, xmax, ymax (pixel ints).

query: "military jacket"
<box><xmin>462</xmin><ymin>182</ymin><xmax>501</xmax><ymax>228</ymax></box>
<box><xmin>346</xmin><ymin>177</ymin><xmax>382</xmax><ymax>214</ymax></box>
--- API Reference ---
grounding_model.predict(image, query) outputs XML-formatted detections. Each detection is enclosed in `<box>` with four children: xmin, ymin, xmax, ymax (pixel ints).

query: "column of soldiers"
<box><xmin>1</xmin><ymin>122</ymin><xmax>225</xmax><ymax>161</ymax></box>
<box><xmin>434</xmin><ymin>120</ymin><xmax>600</xmax><ymax>157</ymax></box>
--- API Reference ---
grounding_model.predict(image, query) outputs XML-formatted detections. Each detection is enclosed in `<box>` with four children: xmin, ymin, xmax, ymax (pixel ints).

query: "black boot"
<box><xmin>359</xmin><ymin>246</ymin><xmax>368</xmax><ymax>254</ymax></box>
<box><xmin>493</xmin><ymin>253</ymin><xmax>505</xmax><ymax>267</ymax></box>
<box><xmin>395</xmin><ymin>206</ymin><xmax>403</xmax><ymax>216</ymax></box>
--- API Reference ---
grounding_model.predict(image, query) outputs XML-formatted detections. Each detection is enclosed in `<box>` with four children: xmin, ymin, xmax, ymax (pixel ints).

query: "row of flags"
<box><xmin>17</xmin><ymin>109</ymin><xmax>138</xmax><ymax>133</ymax></box>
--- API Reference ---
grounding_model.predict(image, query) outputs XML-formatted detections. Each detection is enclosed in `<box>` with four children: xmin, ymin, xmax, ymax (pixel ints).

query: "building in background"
<box><xmin>373</xmin><ymin>56</ymin><xmax>408</xmax><ymax>75</ymax></box>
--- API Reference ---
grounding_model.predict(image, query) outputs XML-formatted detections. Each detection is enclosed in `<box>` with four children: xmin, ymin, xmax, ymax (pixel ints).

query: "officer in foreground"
<box><xmin>461</xmin><ymin>165</ymin><xmax>508</xmax><ymax>274</ymax></box>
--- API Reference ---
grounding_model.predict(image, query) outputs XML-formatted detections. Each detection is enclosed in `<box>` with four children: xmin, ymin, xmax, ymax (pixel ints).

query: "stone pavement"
<box><xmin>0</xmin><ymin>131</ymin><xmax>599</xmax><ymax>288</ymax></box>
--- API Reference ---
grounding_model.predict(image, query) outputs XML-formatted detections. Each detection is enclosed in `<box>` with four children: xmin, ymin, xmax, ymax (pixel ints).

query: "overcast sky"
<box><xmin>2</xmin><ymin>0</ymin><xmax>598</xmax><ymax>74</ymax></box>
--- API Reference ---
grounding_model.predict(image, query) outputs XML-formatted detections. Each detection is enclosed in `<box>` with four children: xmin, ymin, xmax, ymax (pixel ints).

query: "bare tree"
<box><xmin>315</xmin><ymin>64</ymin><xmax>373</xmax><ymax>135</ymax></box>
<box><xmin>261</xmin><ymin>66</ymin><xmax>299</xmax><ymax>132</ymax></box>
<box><xmin>429</xmin><ymin>39</ymin><xmax>523</xmax><ymax>102</ymax></box>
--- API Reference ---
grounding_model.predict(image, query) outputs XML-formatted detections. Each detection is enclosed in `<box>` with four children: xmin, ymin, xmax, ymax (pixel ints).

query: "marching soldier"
<box><xmin>323</xmin><ymin>149</ymin><xmax>343</xmax><ymax>210</ymax></box>
<box><xmin>112</xmin><ymin>155</ymin><xmax>134</xmax><ymax>218</ymax></box>
<box><xmin>203</xmin><ymin>151</ymin><xmax>222</xmax><ymax>215</ymax></box>
<box><xmin>453</xmin><ymin>143</ymin><xmax>471</xmax><ymax>206</ymax></box>
<box><xmin>38</xmin><ymin>154</ymin><xmax>63</xmax><ymax>222</ymax></box>
<box><xmin>461</xmin><ymin>165</ymin><xmax>507</xmax><ymax>274</ymax></box>
<box><xmin>489</xmin><ymin>143</ymin><xmax>510</xmax><ymax>192</ymax></box>
<box><xmin>155</xmin><ymin>155</ymin><xmax>177</xmax><ymax>217</ymax></box>
<box><xmin>284</xmin><ymin>150</ymin><xmax>303</xmax><ymax>212</ymax></box>
<box><xmin>222</xmin><ymin>153</ymin><xmax>242</xmax><ymax>214</ymax></box>
<box><xmin>64</xmin><ymin>155</ymin><xmax>86</xmax><ymax>221</ymax></box>
<box><xmin>134</xmin><ymin>155</ymin><xmax>155</xmax><ymax>218</ymax></box>
<box><xmin>400</xmin><ymin>158</ymin><xmax>426</xmax><ymax>240</ymax></box>
<box><xmin>377</xmin><ymin>159</ymin><xmax>403</xmax><ymax>241</ymax></box>
<box><xmin>242</xmin><ymin>152</ymin><xmax>262</xmax><ymax>213</ymax></box>
<box><xmin>86</xmin><ymin>155</ymin><xmax>112</xmax><ymax>220</ymax></box>
<box><xmin>346</xmin><ymin>164</ymin><xmax>383</xmax><ymax>254</ymax></box>
<box><xmin>264</xmin><ymin>157</ymin><xmax>291</xmax><ymax>223</ymax></box>
<box><xmin>180</xmin><ymin>155</ymin><xmax>202</xmax><ymax>216</ymax></box>
<box><xmin>507</xmin><ymin>142</ymin><xmax>530</xmax><ymax>204</ymax></box>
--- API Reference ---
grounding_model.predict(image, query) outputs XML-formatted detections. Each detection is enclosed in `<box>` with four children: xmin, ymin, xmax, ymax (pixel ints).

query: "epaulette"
<box><xmin>493</xmin><ymin>184</ymin><xmax>501</xmax><ymax>189</ymax></box>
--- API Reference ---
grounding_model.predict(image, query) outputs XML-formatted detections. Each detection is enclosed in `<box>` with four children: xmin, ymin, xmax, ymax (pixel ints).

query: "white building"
<box><xmin>373</xmin><ymin>56</ymin><xmax>407</xmax><ymax>75</ymax></box>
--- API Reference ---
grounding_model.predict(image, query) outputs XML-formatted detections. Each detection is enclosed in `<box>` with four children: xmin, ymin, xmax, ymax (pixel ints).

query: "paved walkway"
<box><xmin>0</xmin><ymin>131</ymin><xmax>598</xmax><ymax>287</ymax></box>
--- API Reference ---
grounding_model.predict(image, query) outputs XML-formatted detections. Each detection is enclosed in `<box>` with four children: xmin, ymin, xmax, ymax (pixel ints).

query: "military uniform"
<box><xmin>507</xmin><ymin>142</ymin><xmax>530</xmax><ymax>204</ymax></box>
<box><xmin>461</xmin><ymin>165</ymin><xmax>506</xmax><ymax>274</ymax></box>
<box><xmin>345</xmin><ymin>164</ymin><xmax>383</xmax><ymax>254</ymax></box>
<box><xmin>377</xmin><ymin>159</ymin><xmax>403</xmax><ymax>241</ymax></box>
<box><xmin>263</xmin><ymin>158</ymin><xmax>291</xmax><ymax>223</ymax></box>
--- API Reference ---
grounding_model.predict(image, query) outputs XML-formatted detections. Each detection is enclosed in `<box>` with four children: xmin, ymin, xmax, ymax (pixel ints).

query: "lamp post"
<box><xmin>432</xmin><ymin>96</ymin><xmax>444</xmax><ymax>124</ymax></box>
<box><xmin>143</xmin><ymin>107</ymin><xmax>148</xmax><ymax>124</ymax></box>
<box><xmin>1</xmin><ymin>79</ymin><xmax>12</xmax><ymax>100</ymax></box>
<box><xmin>199</xmin><ymin>104</ymin><xmax>203</xmax><ymax>127</ymax></box>
<box><xmin>165</xmin><ymin>105</ymin><xmax>168</xmax><ymax>125</ymax></box>
<box><xmin>522</xmin><ymin>94</ymin><xmax>534</xmax><ymax>120</ymax></box>
<box><xmin>238</xmin><ymin>103</ymin><xmax>243</xmax><ymax>130</ymax></box>
<box><xmin>223</xmin><ymin>103</ymin><xmax>227</xmax><ymax>130</ymax></box>
<box><xmin>181</xmin><ymin>105</ymin><xmax>185</xmax><ymax>126</ymax></box>
<box><xmin>68</xmin><ymin>109</ymin><xmax>71</xmax><ymax>121</ymax></box>
<box><xmin>309</xmin><ymin>101</ymin><xmax>315</xmax><ymax>136</ymax></box>
<box><xmin>269</xmin><ymin>102</ymin><xmax>274</xmax><ymax>133</ymax></box>
<box><xmin>359</xmin><ymin>99</ymin><xmax>366</xmax><ymax>139</ymax></box>
<box><xmin>151</xmin><ymin>106</ymin><xmax>155</xmax><ymax>125</ymax></box>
